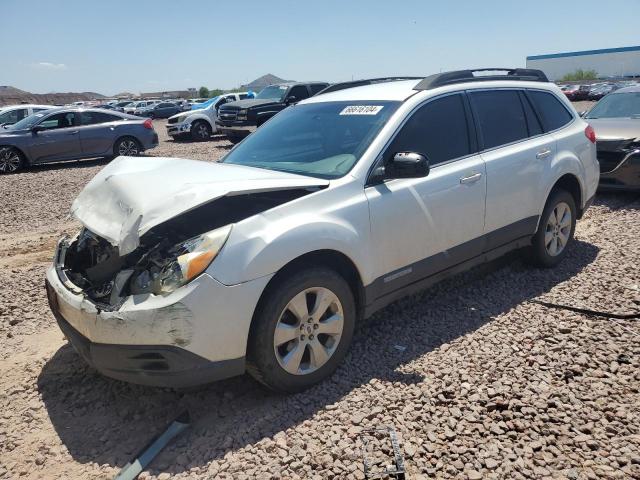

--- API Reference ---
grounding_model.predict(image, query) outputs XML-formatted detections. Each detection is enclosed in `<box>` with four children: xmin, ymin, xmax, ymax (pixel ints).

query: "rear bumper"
<box><xmin>50</xmin><ymin>299</ymin><xmax>244</xmax><ymax>388</ymax></box>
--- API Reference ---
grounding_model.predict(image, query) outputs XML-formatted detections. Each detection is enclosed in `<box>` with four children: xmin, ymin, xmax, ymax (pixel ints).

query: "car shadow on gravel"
<box><xmin>16</xmin><ymin>157</ymin><xmax>108</xmax><ymax>174</ymax></box>
<box><xmin>37</xmin><ymin>239</ymin><xmax>599</xmax><ymax>475</ymax></box>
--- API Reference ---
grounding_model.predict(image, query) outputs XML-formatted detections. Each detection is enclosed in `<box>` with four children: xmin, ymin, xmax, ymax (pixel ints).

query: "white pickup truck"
<box><xmin>166</xmin><ymin>92</ymin><xmax>249</xmax><ymax>141</ymax></box>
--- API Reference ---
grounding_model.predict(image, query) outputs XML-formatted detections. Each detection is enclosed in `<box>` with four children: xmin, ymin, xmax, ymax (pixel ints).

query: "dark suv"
<box><xmin>216</xmin><ymin>82</ymin><xmax>328</xmax><ymax>143</ymax></box>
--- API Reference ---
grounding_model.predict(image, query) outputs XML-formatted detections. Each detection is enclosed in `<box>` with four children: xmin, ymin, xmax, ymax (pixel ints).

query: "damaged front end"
<box><xmin>57</xmin><ymin>189</ymin><xmax>318</xmax><ymax>310</ymax></box>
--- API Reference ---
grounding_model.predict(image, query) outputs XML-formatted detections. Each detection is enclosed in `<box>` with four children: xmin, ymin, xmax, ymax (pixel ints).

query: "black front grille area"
<box><xmin>219</xmin><ymin>110</ymin><xmax>238</xmax><ymax>121</ymax></box>
<box><xmin>167</xmin><ymin>116</ymin><xmax>180</xmax><ymax>124</ymax></box>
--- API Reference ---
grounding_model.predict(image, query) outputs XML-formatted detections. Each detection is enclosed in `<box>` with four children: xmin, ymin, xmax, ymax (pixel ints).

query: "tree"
<box><xmin>561</xmin><ymin>69</ymin><xmax>598</xmax><ymax>82</ymax></box>
<box><xmin>208</xmin><ymin>89</ymin><xmax>224</xmax><ymax>97</ymax></box>
<box><xmin>198</xmin><ymin>86</ymin><xmax>210</xmax><ymax>98</ymax></box>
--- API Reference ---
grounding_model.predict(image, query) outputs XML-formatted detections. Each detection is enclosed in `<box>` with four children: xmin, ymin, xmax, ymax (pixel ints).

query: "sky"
<box><xmin>3</xmin><ymin>0</ymin><xmax>639</xmax><ymax>95</ymax></box>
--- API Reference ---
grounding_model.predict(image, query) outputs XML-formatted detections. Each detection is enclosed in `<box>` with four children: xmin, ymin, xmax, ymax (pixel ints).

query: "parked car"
<box><xmin>166</xmin><ymin>92</ymin><xmax>249</xmax><ymax>141</ymax></box>
<box><xmin>126</xmin><ymin>100</ymin><xmax>160</xmax><ymax>115</ymax></box>
<box><xmin>0</xmin><ymin>108</ymin><xmax>158</xmax><ymax>173</ymax></box>
<box><xmin>588</xmin><ymin>84</ymin><xmax>619</xmax><ymax>100</ymax></box>
<box><xmin>583</xmin><ymin>85</ymin><xmax>640</xmax><ymax>190</ymax></box>
<box><xmin>113</xmin><ymin>101</ymin><xmax>135</xmax><ymax>112</ymax></box>
<box><xmin>0</xmin><ymin>104</ymin><xmax>53</xmax><ymax>127</ymax></box>
<box><xmin>94</xmin><ymin>104</ymin><xmax>116</xmax><ymax>110</ymax></box>
<box><xmin>138</xmin><ymin>102</ymin><xmax>181</xmax><ymax>119</ymax></box>
<box><xmin>216</xmin><ymin>82</ymin><xmax>329</xmax><ymax>143</ymax></box>
<box><xmin>44</xmin><ymin>68</ymin><xmax>598</xmax><ymax>391</ymax></box>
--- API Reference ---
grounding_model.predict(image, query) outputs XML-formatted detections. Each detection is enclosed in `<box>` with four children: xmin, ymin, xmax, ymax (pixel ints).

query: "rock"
<box><xmin>467</xmin><ymin>469</ymin><xmax>483</xmax><ymax>479</ymax></box>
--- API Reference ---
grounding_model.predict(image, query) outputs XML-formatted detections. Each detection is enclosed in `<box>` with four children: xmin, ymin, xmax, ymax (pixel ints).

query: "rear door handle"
<box><xmin>536</xmin><ymin>148</ymin><xmax>552</xmax><ymax>159</ymax></box>
<box><xmin>460</xmin><ymin>172</ymin><xmax>482</xmax><ymax>184</ymax></box>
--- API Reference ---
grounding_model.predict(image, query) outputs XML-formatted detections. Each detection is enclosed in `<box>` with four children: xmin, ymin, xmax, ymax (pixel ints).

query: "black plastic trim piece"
<box><xmin>414</xmin><ymin>69</ymin><xmax>549</xmax><ymax>90</ymax></box>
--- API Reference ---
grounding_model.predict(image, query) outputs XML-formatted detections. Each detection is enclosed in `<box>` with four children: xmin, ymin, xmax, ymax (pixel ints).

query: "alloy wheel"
<box><xmin>118</xmin><ymin>140</ymin><xmax>139</xmax><ymax>156</ymax></box>
<box><xmin>0</xmin><ymin>148</ymin><xmax>21</xmax><ymax>173</ymax></box>
<box><xmin>196</xmin><ymin>123</ymin><xmax>209</xmax><ymax>139</ymax></box>
<box><xmin>273</xmin><ymin>287</ymin><xmax>344</xmax><ymax>375</ymax></box>
<box><xmin>545</xmin><ymin>201</ymin><xmax>572</xmax><ymax>256</ymax></box>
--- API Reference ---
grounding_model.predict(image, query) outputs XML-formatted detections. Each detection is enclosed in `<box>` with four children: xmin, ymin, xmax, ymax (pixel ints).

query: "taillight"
<box><xmin>143</xmin><ymin>118</ymin><xmax>153</xmax><ymax>130</ymax></box>
<box><xmin>585</xmin><ymin>124</ymin><xmax>596</xmax><ymax>144</ymax></box>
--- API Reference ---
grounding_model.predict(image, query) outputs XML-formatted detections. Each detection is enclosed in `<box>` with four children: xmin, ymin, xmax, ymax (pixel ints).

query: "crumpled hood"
<box><xmin>71</xmin><ymin>156</ymin><xmax>329</xmax><ymax>255</ymax></box>
<box><xmin>588</xmin><ymin>118</ymin><xmax>640</xmax><ymax>141</ymax></box>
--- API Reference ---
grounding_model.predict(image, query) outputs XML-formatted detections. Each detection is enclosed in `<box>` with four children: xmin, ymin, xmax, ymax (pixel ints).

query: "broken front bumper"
<box><xmin>166</xmin><ymin>121</ymin><xmax>191</xmax><ymax>137</ymax></box>
<box><xmin>597</xmin><ymin>148</ymin><xmax>640</xmax><ymax>191</ymax></box>
<box><xmin>45</xmin><ymin>259</ymin><xmax>272</xmax><ymax>387</ymax></box>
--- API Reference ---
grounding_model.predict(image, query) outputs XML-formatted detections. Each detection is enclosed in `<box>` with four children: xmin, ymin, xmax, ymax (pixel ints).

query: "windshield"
<box><xmin>9</xmin><ymin>112</ymin><xmax>49</xmax><ymax>130</ymax></box>
<box><xmin>585</xmin><ymin>92</ymin><xmax>640</xmax><ymax>119</ymax></box>
<box><xmin>222</xmin><ymin>101</ymin><xmax>400</xmax><ymax>179</ymax></box>
<box><xmin>256</xmin><ymin>85</ymin><xmax>288</xmax><ymax>101</ymax></box>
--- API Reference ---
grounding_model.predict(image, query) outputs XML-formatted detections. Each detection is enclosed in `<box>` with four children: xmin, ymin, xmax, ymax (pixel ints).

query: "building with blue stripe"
<box><xmin>526</xmin><ymin>46</ymin><xmax>640</xmax><ymax>81</ymax></box>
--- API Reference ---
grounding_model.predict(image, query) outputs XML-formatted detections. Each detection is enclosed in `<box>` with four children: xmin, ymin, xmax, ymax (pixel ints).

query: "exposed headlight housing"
<box><xmin>130</xmin><ymin>225</ymin><xmax>232</xmax><ymax>295</ymax></box>
<box><xmin>237</xmin><ymin>109</ymin><xmax>248</xmax><ymax>120</ymax></box>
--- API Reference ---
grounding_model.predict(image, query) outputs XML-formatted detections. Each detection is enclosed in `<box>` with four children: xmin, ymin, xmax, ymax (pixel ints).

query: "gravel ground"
<box><xmin>1</xmin><ymin>111</ymin><xmax>639</xmax><ymax>479</ymax></box>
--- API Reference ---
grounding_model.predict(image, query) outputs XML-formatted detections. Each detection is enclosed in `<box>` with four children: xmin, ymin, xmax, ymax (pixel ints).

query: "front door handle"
<box><xmin>460</xmin><ymin>172</ymin><xmax>482</xmax><ymax>184</ymax></box>
<box><xmin>536</xmin><ymin>148</ymin><xmax>552</xmax><ymax>159</ymax></box>
<box><xmin>69</xmin><ymin>130</ymin><xmax>79</xmax><ymax>135</ymax></box>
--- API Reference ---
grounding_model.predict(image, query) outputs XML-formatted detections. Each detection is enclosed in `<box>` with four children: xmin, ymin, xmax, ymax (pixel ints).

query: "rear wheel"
<box><xmin>526</xmin><ymin>189</ymin><xmax>576</xmax><ymax>268</ymax></box>
<box><xmin>246</xmin><ymin>267</ymin><xmax>356</xmax><ymax>392</ymax></box>
<box><xmin>0</xmin><ymin>147</ymin><xmax>24</xmax><ymax>174</ymax></box>
<box><xmin>190</xmin><ymin>121</ymin><xmax>211</xmax><ymax>141</ymax></box>
<box><xmin>113</xmin><ymin>137</ymin><xmax>142</xmax><ymax>157</ymax></box>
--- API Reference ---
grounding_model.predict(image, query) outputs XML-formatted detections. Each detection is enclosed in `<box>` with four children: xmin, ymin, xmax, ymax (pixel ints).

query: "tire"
<box><xmin>526</xmin><ymin>189</ymin><xmax>576</xmax><ymax>268</ymax></box>
<box><xmin>190</xmin><ymin>121</ymin><xmax>212</xmax><ymax>141</ymax></box>
<box><xmin>148</xmin><ymin>113</ymin><xmax>155</xmax><ymax>120</ymax></box>
<box><xmin>0</xmin><ymin>147</ymin><xmax>24</xmax><ymax>174</ymax></box>
<box><xmin>246</xmin><ymin>267</ymin><xmax>356</xmax><ymax>393</ymax></box>
<box><xmin>113</xmin><ymin>137</ymin><xmax>142</xmax><ymax>157</ymax></box>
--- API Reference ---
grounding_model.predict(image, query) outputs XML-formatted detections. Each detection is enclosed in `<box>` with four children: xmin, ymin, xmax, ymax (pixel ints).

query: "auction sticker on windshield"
<box><xmin>339</xmin><ymin>105</ymin><xmax>384</xmax><ymax>115</ymax></box>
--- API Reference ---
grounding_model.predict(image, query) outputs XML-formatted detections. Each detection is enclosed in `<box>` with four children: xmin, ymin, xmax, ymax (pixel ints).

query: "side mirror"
<box><xmin>386</xmin><ymin>152</ymin><xmax>430</xmax><ymax>179</ymax></box>
<box><xmin>32</xmin><ymin>125</ymin><xmax>47</xmax><ymax>133</ymax></box>
<box><xmin>285</xmin><ymin>96</ymin><xmax>297</xmax><ymax>105</ymax></box>
<box><xmin>578</xmin><ymin>111</ymin><xmax>586</xmax><ymax>117</ymax></box>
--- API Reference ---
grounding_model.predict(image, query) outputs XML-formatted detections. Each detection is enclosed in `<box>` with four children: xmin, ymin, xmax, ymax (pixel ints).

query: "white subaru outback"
<box><xmin>46</xmin><ymin>69</ymin><xmax>599</xmax><ymax>392</ymax></box>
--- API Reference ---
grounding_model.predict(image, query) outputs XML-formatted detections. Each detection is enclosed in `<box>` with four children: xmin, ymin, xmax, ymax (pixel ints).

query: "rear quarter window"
<box><xmin>527</xmin><ymin>90</ymin><xmax>573</xmax><ymax>132</ymax></box>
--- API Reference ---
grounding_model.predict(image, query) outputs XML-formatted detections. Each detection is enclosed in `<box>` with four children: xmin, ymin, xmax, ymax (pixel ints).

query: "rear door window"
<box><xmin>81</xmin><ymin>111</ymin><xmax>121</xmax><ymax>125</ymax></box>
<box><xmin>469</xmin><ymin>90</ymin><xmax>528</xmax><ymax>149</ymax></box>
<box><xmin>387</xmin><ymin>93</ymin><xmax>472</xmax><ymax>166</ymax></box>
<box><xmin>527</xmin><ymin>90</ymin><xmax>574</xmax><ymax>132</ymax></box>
<box><xmin>519</xmin><ymin>92</ymin><xmax>543</xmax><ymax>136</ymax></box>
<box><xmin>287</xmin><ymin>85</ymin><xmax>310</xmax><ymax>101</ymax></box>
<box><xmin>309</xmin><ymin>84</ymin><xmax>328</xmax><ymax>95</ymax></box>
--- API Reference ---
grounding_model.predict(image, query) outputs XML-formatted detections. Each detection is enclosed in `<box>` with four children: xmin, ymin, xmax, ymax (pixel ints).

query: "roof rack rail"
<box><xmin>316</xmin><ymin>77</ymin><xmax>423</xmax><ymax>95</ymax></box>
<box><xmin>414</xmin><ymin>68</ymin><xmax>549</xmax><ymax>90</ymax></box>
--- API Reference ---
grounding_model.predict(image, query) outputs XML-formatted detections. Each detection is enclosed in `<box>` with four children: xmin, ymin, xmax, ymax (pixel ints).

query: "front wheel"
<box><xmin>246</xmin><ymin>267</ymin><xmax>356</xmax><ymax>392</ymax></box>
<box><xmin>526</xmin><ymin>189</ymin><xmax>576</xmax><ymax>268</ymax></box>
<box><xmin>190</xmin><ymin>121</ymin><xmax>212</xmax><ymax>141</ymax></box>
<box><xmin>0</xmin><ymin>147</ymin><xmax>24</xmax><ymax>174</ymax></box>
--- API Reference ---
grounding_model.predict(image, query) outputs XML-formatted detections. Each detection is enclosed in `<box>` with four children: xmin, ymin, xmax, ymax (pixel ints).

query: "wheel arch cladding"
<box><xmin>251</xmin><ymin>249</ymin><xmax>366</xmax><ymax>327</ymax></box>
<box><xmin>552</xmin><ymin>173</ymin><xmax>583</xmax><ymax>217</ymax></box>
